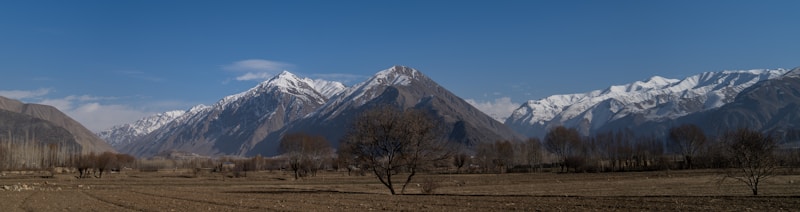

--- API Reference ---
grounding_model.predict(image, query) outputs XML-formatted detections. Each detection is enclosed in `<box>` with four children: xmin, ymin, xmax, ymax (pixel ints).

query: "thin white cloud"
<box><xmin>236</xmin><ymin>72</ymin><xmax>273</xmax><ymax>81</ymax></box>
<box><xmin>65</xmin><ymin>95</ymin><xmax>118</xmax><ymax>102</ymax></box>
<box><xmin>36</xmin><ymin>95</ymin><xmax>168</xmax><ymax>132</ymax></box>
<box><xmin>223</xmin><ymin>59</ymin><xmax>292</xmax><ymax>72</ymax></box>
<box><xmin>223</xmin><ymin>59</ymin><xmax>293</xmax><ymax>82</ymax></box>
<box><xmin>466</xmin><ymin>97</ymin><xmax>520</xmax><ymax>122</ymax></box>
<box><xmin>0</xmin><ymin>88</ymin><xmax>51</xmax><ymax>99</ymax></box>
<box><xmin>67</xmin><ymin>102</ymin><xmax>152</xmax><ymax>132</ymax></box>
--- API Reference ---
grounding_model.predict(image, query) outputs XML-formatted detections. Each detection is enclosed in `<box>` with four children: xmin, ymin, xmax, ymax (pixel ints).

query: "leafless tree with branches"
<box><xmin>669</xmin><ymin>124</ymin><xmax>707</xmax><ymax>169</ymax></box>
<box><xmin>341</xmin><ymin>106</ymin><xmax>450</xmax><ymax>195</ymax></box>
<box><xmin>279</xmin><ymin>133</ymin><xmax>332</xmax><ymax>179</ymax></box>
<box><xmin>721</xmin><ymin>128</ymin><xmax>778</xmax><ymax>196</ymax></box>
<box><xmin>544</xmin><ymin>126</ymin><xmax>582</xmax><ymax>172</ymax></box>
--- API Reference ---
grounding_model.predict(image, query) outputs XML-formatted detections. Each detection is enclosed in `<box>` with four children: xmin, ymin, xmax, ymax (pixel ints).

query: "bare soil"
<box><xmin>1</xmin><ymin>169</ymin><xmax>799</xmax><ymax>211</ymax></box>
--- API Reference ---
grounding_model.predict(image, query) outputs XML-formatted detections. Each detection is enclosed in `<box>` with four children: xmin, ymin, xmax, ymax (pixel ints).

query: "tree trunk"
<box><xmin>373</xmin><ymin>168</ymin><xmax>396</xmax><ymax>195</ymax></box>
<box><xmin>752</xmin><ymin>181</ymin><xmax>759</xmax><ymax>196</ymax></box>
<box><xmin>685</xmin><ymin>156</ymin><xmax>692</xmax><ymax>169</ymax></box>
<box><xmin>386</xmin><ymin>171</ymin><xmax>395</xmax><ymax>195</ymax></box>
<box><xmin>400</xmin><ymin>168</ymin><xmax>416</xmax><ymax>194</ymax></box>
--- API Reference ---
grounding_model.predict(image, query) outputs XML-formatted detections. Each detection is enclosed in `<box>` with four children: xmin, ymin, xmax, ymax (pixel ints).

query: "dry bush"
<box><xmin>420</xmin><ymin>177</ymin><xmax>442</xmax><ymax>194</ymax></box>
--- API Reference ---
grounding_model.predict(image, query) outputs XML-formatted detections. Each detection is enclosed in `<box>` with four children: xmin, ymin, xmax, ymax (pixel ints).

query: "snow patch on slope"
<box><xmin>310</xmin><ymin>79</ymin><xmax>347</xmax><ymax>98</ymax></box>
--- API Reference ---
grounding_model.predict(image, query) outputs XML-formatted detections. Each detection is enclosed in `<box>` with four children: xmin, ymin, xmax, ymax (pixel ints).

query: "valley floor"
<box><xmin>1</xmin><ymin>169</ymin><xmax>799</xmax><ymax>211</ymax></box>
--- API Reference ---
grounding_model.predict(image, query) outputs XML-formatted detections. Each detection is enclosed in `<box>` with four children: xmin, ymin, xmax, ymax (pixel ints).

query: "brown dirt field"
<box><xmin>1</xmin><ymin>169</ymin><xmax>799</xmax><ymax>211</ymax></box>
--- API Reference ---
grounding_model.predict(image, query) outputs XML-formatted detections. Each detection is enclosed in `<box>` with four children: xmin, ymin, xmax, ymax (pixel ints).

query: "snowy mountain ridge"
<box><xmin>97</xmin><ymin>110</ymin><xmax>186</xmax><ymax>148</ymax></box>
<box><xmin>506</xmin><ymin>68</ymin><xmax>789</xmax><ymax>137</ymax></box>
<box><xmin>106</xmin><ymin>65</ymin><xmax>521</xmax><ymax>157</ymax></box>
<box><xmin>100</xmin><ymin>71</ymin><xmax>346</xmax><ymax>152</ymax></box>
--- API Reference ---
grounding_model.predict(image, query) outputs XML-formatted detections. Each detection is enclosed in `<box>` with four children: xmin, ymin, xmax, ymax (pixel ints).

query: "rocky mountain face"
<box><xmin>0</xmin><ymin>96</ymin><xmax>115</xmax><ymax>153</ymax></box>
<box><xmin>257</xmin><ymin>66</ymin><xmax>523</xmax><ymax>155</ymax></box>
<box><xmin>506</xmin><ymin>69</ymin><xmax>789</xmax><ymax>138</ymax></box>
<box><xmin>111</xmin><ymin>66</ymin><xmax>521</xmax><ymax>157</ymax></box>
<box><xmin>119</xmin><ymin>71</ymin><xmax>341</xmax><ymax>157</ymax></box>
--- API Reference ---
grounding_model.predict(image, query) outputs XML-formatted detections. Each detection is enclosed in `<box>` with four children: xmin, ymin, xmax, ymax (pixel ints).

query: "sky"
<box><xmin>1</xmin><ymin>1</ymin><xmax>799</xmax><ymax>132</ymax></box>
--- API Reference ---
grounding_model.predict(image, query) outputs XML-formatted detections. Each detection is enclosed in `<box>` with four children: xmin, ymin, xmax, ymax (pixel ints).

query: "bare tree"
<box><xmin>669</xmin><ymin>124</ymin><xmax>707</xmax><ymax>169</ymax></box>
<box><xmin>94</xmin><ymin>151</ymin><xmax>118</xmax><ymax>178</ymax></box>
<box><xmin>0</xmin><ymin>145</ymin><xmax>7</xmax><ymax>171</ymax></box>
<box><xmin>722</xmin><ymin>129</ymin><xmax>778</xmax><ymax>196</ymax></box>
<box><xmin>75</xmin><ymin>152</ymin><xmax>96</xmax><ymax>179</ymax></box>
<box><xmin>452</xmin><ymin>147</ymin><xmax>469</xmax><ymax>174</ymax></box>
<box><xmin>341</xmin><ymin>106</ymin><xmax>450</xmax><ymax>195</ymax></box>
<box><xmin>474</xmin><ymin>142</ymin><xmax>497</xmax><ymax>173</ymax></box>
<box><xmin>544</xmin><ymin>126</ymin><xmax>582</xmax><ymax>172</ymax></box>
<box><xmin>336</xmin><ymin>143</ymin><xmax>361</xmax><ymax>176</ymax></box>
<box><xmin>475</xmin><ymin>140</ymin><xmax>515</xmax><ymax>173</ymax></box>
<box><xmin>524</xmin><ymin>137</ymin><xmax>544</xmax><ymax>172</ymax></box>
<box><xmin>279</xmin><ymin>133</ymin><xmax>332</xmax><ymax>180</ymax></box>
<box><xmin>306</xmin><ymin>140</ymin><xmax>333</xmax><ymax>176</ymax></box>
<box><xmin>493</xmin><ymin>140</ymin><xmax>514</xmax><ymax>173</ymax></box>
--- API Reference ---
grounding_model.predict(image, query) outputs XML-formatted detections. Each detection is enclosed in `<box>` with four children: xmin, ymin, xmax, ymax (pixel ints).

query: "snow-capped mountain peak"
<box><xmin>216</xmin><ymin>71</ymin><xmax>347</xmax><ymax>109</ymax></box>
<box><xmin>265</xmin><ymin>70</ymin><xmax>305</xmax><ymax>89</ymax></box>
<box><xmin>264</xmin><ymin>71</ymin><xmax>346</xmax><ymax>97</ymax></box>
<box><xmin>321</xmin><ymin>66</ymin><xmax>432</xmax><ymax>109</ymax></box>
<box><xmin>371</xmin><ymin>65</ymin><xmax>422</xmax><ymax>86</ymax></box>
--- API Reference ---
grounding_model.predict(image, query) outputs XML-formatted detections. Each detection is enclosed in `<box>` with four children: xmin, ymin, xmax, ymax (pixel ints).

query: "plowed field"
<box><xmin>1</xmin><ymin>170</ymin><xmax>799</xmax><ymax>211</ymax></box>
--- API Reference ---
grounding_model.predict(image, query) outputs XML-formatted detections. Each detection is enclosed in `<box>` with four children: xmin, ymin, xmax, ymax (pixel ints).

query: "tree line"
<box><xmin>0</xmin><ymin>129</ymin><xmax>83</xmax><ymax>171</ymax></box>
<box><xmin>329</xmin><ymin>105</ymin><xmax>794</xmax><ymax>195</ymax></box>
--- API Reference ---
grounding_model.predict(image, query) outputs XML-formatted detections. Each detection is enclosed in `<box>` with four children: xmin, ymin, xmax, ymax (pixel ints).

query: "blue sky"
<box><xmin>1</xmin><ymin>1</ymin><xmax>799</xmax><ymax>131</ymax></box>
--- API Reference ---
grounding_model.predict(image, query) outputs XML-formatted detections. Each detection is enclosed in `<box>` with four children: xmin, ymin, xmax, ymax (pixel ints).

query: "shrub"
<box><xmin>420</xmin><ymin>177</ymin><xmax>441</xmax><ymax>194</ymax></box>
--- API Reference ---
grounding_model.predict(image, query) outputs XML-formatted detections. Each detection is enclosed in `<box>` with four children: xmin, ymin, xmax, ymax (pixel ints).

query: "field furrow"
<box><xmin>0</xmin><ymin>170</ymin><xmax>798</xmax><ymax>211</ymax></box>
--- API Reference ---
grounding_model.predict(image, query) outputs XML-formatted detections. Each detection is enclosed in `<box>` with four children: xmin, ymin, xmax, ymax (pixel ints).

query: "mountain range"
<box><xmin>505</xmin><ymin>68</ymin><xmax>791</xmax><ymax>138</ymax></box>
<box><xmin>107</xmin><ymin>66</ymin><xmax>521</xmax><ymax>157</ymax></box>
<box><xmin>100</xmin><ymin>66</ymin><xmax>800</xmax><ymax>158</ymax></box>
